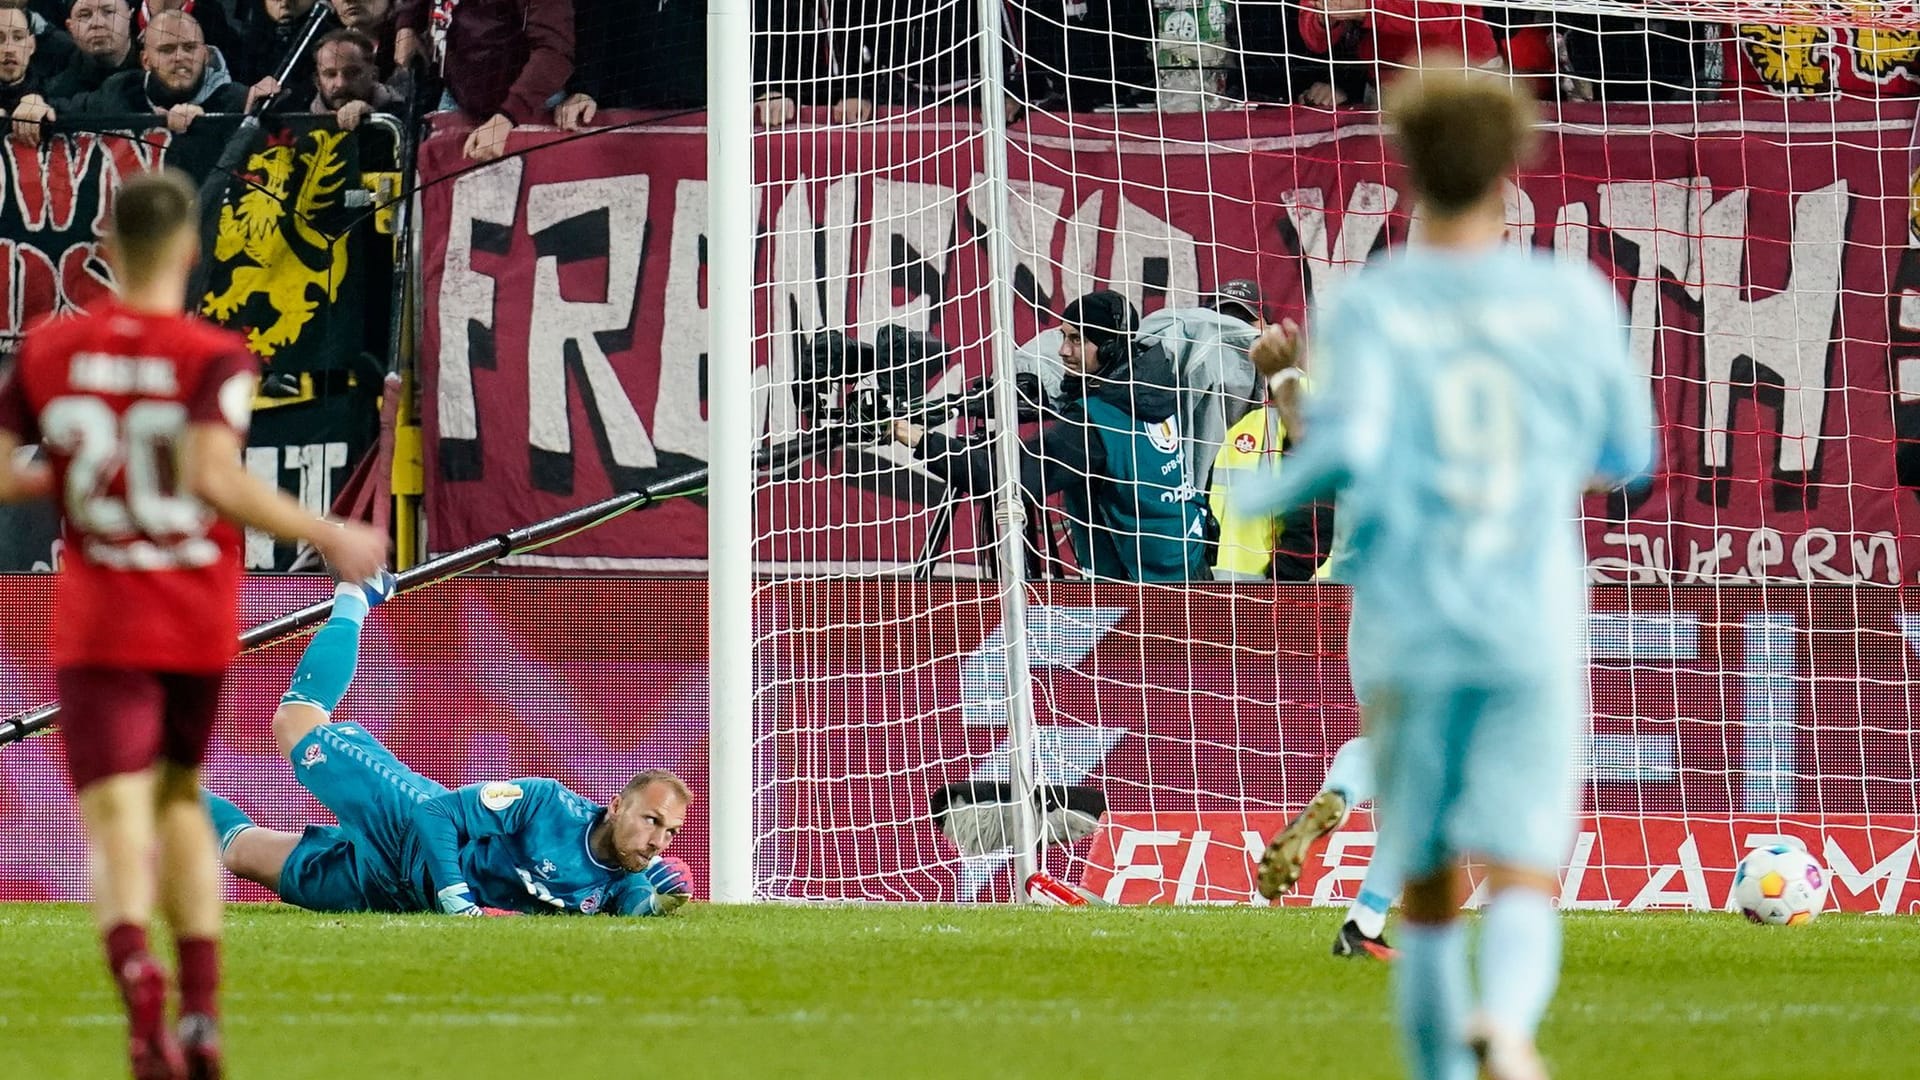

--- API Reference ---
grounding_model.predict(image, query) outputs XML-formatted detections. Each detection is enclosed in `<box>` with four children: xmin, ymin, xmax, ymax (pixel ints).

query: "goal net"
<box><xmin>739</xmin><ymin>1</ymin><xmax>1920</xmax><ymax>912</ymax></box>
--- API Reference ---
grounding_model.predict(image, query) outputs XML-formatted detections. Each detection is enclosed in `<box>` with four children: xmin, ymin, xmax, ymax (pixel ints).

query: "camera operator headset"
<box><xmin>892</xmin><ymin>290</ymin><xmax>1213</xmax><ymax>583</ymax></box>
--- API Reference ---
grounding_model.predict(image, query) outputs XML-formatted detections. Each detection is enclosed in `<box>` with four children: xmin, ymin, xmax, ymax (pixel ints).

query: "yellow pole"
<box><xmin>392</xmin><ymin>366</ymin><xmax>424</xmax><ymax>571</ymax></box>
<box><xmin>390</xmin><ymin>248</ymin><xmax>425</xmax><ymax>570</ymax></box>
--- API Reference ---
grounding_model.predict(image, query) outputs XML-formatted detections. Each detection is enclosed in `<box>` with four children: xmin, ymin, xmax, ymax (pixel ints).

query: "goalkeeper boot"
<box><xmin>325</xmin><ymin>569</ymin><xmax>395</xmax><ymax>628</ymax></box>
<box><xmin>120</xmin><ymin>956</ymin><xmax>185</xmax><ymax>1080</ymax></box>
<box><xmin>355</xmin><ymin>568</ymin><xmax>397</xmax><ymax>608</ymax></box>
<box><xmin>1467</xmin><ymin>1016</ymin><xmax>1548</xmax><ymax>1080</ymax></box>
<box><xmin>1331</xmin><ymin>918</ymin><xmax>1398</xmax><ymax>961</ymax></box>
<box><xmin>178</xmin><ymin>1013</ymin><xmax>223</xmax><ymax>1080</ymax></box>
<box><xmin>1257</xmin><ymin>789</ymin><xmax>1349</xmax><ymax>900</ymax></box>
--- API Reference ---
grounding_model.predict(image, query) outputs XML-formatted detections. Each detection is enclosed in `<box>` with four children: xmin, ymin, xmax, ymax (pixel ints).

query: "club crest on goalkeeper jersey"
<box><xmin>1239</xmin><ymin>243</ymin><xmax>1654</xmax><ymax>689</ymax></box>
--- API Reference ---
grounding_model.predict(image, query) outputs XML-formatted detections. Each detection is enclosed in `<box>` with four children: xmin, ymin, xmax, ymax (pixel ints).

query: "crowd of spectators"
<box><xmin>0</xmin><ymin>3</ymin><xmax>1904</xmax><ymax>159</ymax></box>
<box><xmin>0</xmin><ymin>0</ymin><xmax>414</xmax><ymax>146</ymax></box>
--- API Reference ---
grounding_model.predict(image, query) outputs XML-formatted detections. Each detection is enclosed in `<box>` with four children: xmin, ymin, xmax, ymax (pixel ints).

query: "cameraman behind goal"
<box><xmin>892</xmin><ymin>290</ymin><xmax>1211</xmax><ymax>582</ymax></box>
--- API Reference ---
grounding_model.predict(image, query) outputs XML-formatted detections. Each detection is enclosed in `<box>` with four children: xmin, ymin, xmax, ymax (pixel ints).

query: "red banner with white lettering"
<box><xmin>419</xmin><ymin>101</ymin><xmax>1920</xmax><ymax>575</ymax></box>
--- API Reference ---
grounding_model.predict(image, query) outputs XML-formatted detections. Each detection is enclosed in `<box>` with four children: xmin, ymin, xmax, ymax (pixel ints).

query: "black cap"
<box><xmin>1059</xmin><ymin>290</ymin><xmax>1140</xmax><ymax>351</ymax></box>
<box><xmin>1207</xmin><ymin>278</ymin><xmax>1266</xmax><ymax>323</ymax></box>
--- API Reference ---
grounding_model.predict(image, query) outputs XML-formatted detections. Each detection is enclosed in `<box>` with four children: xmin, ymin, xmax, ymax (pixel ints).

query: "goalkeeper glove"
<box><xmin>437</xmin><ymin>882</ymin><xmax>482</xmax><ymax>917</ymax></box>
<box><xmin>635</xmin><ymin>855</ymin><xmax>693</xmax><ymax>916</ymax></box>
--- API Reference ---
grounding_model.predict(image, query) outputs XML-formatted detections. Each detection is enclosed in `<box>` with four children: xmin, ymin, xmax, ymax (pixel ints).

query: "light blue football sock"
<box><xmin>202</xmin><ymin>792</ymin><xmax>255</xmax><ymax>853</ymax></box>
<box><xmin>1394</xmin><ymin>921</ymin><xmax>1477</xmax><ymax>1080</ymax></box>
<box><xmin>279</xmin><ymin>585</ymin><xmax>369</xmax><ymax>713</ymax></box>
<box><xmin>1324</xmin><ymin>734</ymin><xmax>1376</xmax><ymax>807</ymax></box>
<box><xmin>330</xmin><ymin>579</ymin><xmax>371</xmax><ymax>626</ymax></box>
<box><xmin>1477</xmin><ymin>887</ymin><xmax>1561</xmax><ymax>1039</ymax></box>
<box><xmin>1348</xmin><ymin>837</ymin><xmax>1404</xmax><ymax>939</ymax></box>
<box><xmin>1349</xmin><ymin>884</ymin><xmax>1395</xmax><ymax>939</ymax></box>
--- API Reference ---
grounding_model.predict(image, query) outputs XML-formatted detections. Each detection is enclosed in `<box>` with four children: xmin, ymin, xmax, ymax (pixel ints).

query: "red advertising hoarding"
<box><xmin>0</xmin><ymin>577</ymin><xmax>713</xmax><ymax>903</ymax></box>
<box><xmin>1</xmin><ymin>578</ymin><xmax>1915</xmax><ymax>912</ymax></box>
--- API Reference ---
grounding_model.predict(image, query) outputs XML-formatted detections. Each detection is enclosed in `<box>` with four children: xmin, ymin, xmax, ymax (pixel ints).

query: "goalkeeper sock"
<box><xmin>1394</xmin><ymin>920</ymin><xmax>1475</xmax><ymax>1080</ymax></box>
<box><xmin>202</xmin><ymin>792</ymin><xmax>255</xmax><ymax>853</ymax></box>
<box><xmin>1477</xmin><ymin>886</ymin><xmax>1560</xmax><ymax>1039</ymax></box>
<box><xmin>279</xmin><ymin>588</ymin><xmax>368</xmax><ymax>713</ymax></box>
<box><xmin>1323</xmin><ymin>734</ymin><xmax>1375</xmax><ymax>809</ymax></box>
<box><xmin>330</xmin><ymin>578</ymin><xmax>372</xmax><ymax>625</ymax></box>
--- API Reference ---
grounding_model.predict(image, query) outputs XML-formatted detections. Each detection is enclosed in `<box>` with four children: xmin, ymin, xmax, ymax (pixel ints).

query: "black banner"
<box><xmin>0</xmin><ymin>499</ymin><xmax>57</xmax><ymax>571</ymax></box>
<box><xmin>195</xmin><ymin>119</ymin><xmax>377</xmax><ymax>375</ymax></box>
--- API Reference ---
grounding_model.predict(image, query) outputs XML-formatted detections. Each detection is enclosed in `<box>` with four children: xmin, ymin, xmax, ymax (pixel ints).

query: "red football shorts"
<box><xmin>56</xmin><ymin>666</ymin><xmax>228</xmax><ymax>790</ymax></box>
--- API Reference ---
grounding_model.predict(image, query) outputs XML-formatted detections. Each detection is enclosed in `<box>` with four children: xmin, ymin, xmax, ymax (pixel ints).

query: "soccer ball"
<box><xmin>1731</xmin><ymin>844</ymin><xmax>1830</xmax><ymax>925</ymax></box>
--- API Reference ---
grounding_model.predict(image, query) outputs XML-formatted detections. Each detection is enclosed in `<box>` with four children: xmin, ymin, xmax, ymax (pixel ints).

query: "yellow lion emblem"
<box><xmin>1853</xmin><ymin>25</ymin><xmax>1920</xmax><ymax>81</ymax></box>
<box><xmin>1842</xmin><ymin>0</ymin><xmax>1920</xmax><ymax>81</ymax></box>
<box><xmin>1739</xmin><ymin>24</ymin><xmax>1834</xmax><ymax>95</ymax></box>
<box><xmin>200</xmin><ymin>129</ymin><xmax>351</xmax><ymax>357</ymax></box>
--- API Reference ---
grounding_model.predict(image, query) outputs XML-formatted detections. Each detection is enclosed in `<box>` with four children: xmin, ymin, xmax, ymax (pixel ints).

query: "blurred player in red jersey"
<box><xmin>0</xmin><ymin>171</ymin><xmax>387</xmax><ymax>1080</ymax></box>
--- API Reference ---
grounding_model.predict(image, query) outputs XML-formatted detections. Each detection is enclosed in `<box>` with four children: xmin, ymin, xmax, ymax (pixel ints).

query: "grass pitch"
<box><xmin>2</xmin><ymin>903</ymin><xmax>1915</xmax><ymax>1079</ymax></box>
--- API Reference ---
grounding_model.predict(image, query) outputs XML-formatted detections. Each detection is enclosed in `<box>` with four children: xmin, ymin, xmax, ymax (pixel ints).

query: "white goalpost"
<box><xmin>706</xmin><ymin>0</ymin><xmax>758</xmax><ymax>904</ymax></box>
<box><xmin>970</xmin><ymin>0</ymin><xmax>1048</xmax><ymax>893</ymax></box>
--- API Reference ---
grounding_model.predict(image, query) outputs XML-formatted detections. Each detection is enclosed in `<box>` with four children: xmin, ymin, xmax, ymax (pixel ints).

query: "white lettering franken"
<box><xmin>524</xmin><ymin>175</ymin><xmax>656</xmax><ymax>475</ymax></box>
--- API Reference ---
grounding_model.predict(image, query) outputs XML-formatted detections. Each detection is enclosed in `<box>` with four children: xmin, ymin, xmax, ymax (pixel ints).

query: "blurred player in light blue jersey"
<box><xmin>204</xmin><ymin>575</ymin><xmax>694</xmax><ymax>919</ymax></box>
<box><xmin>1236</xmin><ymin>68</ymin><xmax>1653</xmax><ymax>1080</ymax></box>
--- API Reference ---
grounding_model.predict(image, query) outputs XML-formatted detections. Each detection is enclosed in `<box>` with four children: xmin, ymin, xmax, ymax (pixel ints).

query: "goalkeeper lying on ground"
<box><xmin>203</xmin><ymin>574</ymin><xmax>693</xmax><ymax>917</ymax></box>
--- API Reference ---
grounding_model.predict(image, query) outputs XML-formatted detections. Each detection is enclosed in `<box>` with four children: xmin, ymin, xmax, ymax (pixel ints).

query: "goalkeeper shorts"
<box><xmin>278</xmin><ymin>824</ymin><xmax>419</xmax><ymax>913</ymax></box>
<box><xmin>280</xmin><ymin>722</ymin><xmax>450</xmax><ymax>911</ymax></box>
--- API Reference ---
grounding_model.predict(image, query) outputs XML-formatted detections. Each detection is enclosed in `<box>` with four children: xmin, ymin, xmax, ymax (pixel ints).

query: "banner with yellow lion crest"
<box><xmin>196</xmin><ymin>120</ymin><xmax>367</xmax><ymax>373</ymax></box>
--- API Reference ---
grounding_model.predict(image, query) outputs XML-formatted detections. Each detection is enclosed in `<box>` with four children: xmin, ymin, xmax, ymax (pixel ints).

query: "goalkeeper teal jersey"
<box><xmin>1240</xmin><ymin>243</ymin><xmax>1654</xmax><ymax>690</ymax></box>
<box><xmin>403</xmin><ymin>778</ymin><xmax>639</xmax><ymax>915</ymax></box>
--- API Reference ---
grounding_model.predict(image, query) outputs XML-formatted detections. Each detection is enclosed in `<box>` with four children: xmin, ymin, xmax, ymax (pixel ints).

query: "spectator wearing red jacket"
<box><xmin>1297</xmin><ymin>0</ymin><xmax>1500</xmax><ymax>107</ymax></box>
<box><xmin>394</xmin><ymin>0</ymin><xmax>573</xmax><ymax>161</ymax></box>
